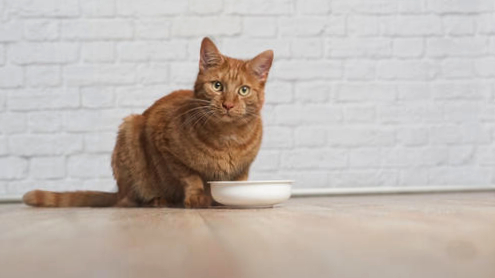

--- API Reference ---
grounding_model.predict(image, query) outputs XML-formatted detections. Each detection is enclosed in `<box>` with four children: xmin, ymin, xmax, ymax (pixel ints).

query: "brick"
<box><xmin>135</xmin><ymin>20</ymin><xmax>171</xmax><ymax>39</ymax></box>
<box><xmin>441</xmin><ymin>58</ymin><xmax>475</xmax><ymax>79</ymax></box>
<box><xmin>331</xmin><ymin>169</ymin><xmax>398</xmax><ymax>187</ymax></box>
<box><xmin>68</xmin><ymin>154</ymin><xmax>112</xmax><ymax>178</ymax></box>
<box><xmin>81</xmin><ymin>0</ymin><xmax>115</xmax><ymax>17</ymax></box>
<box><xmin>377</xmin><ymin>103</ymin><xmax>443</xmax><ymax>124</ymax></box>
<box><xmin>0</xmin><ymin>45</ymin><xmax>4</xmax><ymax>65</ymax></box>
<box><xmin>443</xmin><ymin>16</ymin><xmax>475</xmax><ymax>36</ymax></box>
<box><xmin>29</xmin><ymin>157</ymin><xmax>65</xmax><ymax>179</ymax></box>
<box><xmin>116</xmin><ymin>0</ymin><xmax>187</xmax><ymax>16</ymax></box>
<box><xmin>222</xmin><ymin>38</ymin><xmax>291</xmax><ymax>59</ymax></box>
<box><xmin>336</xmin><ymin>83</ymin><xmax>396</xmax><ymax>102</ymax></box>
<box><xmin>23</xmin><ymin>20</ymin><xmax>59</xmax><ymax>41</ymax></box>
<box><xmin>224</xmin><ymin>0</ymin><xmax>293</xmax><ymax>15</ymax></box>
<box><xmin>398</xmin><ymin>1</ymin><xmax>426</xmax><ymax>14</ymax></box>
<box><xmin>63</xmin><ymin>109</ymin><xmax>128</xmax><ymax>132</ymax></box>
<box><xmin>172</xmin><ymin>17</ymin><xmax>242</xmax><ymax>37</ymax></box>
<box><xmin>459</xmin><ymin>124</ymin><xmax>491</xmax><ymax>144</ymax></box>
<box><xmin>243</xmin><ymin>17</ymin><xmax>278</xmax><ymax>38</ymax></box>
<box><xmin>348</xmin><ymin>16</ymin><xmax>379</xmax><ymax>37</ymax></box>
<box><xmin>84</xmin><ymin>132</ymin><xmax>116</xmax><ymax>153</ymax></box>
<box><xmin>0</xmin><ymin>66</ymin><xmax>23</xmax><ymax>88</ymax></box>
<box><xmin>326</xmin><ymin>38</ymin><xmax>392</xmax><ymax>58</ymax></box>
<box><xmin>397</xmin><ymin>127</ymin><xmax>429</xmax><ymax>146</ymax></box>
<box><xmin>275</xmin><ymin>105</ymin><xmax>342</xmax><ymax>126</ymax></box>
<box><xmin>430</xmin><ymin>125</ymin><xmax>462</xmax><ymax>145</ymax></box>
<box><xmin>81</xmin><ymin>87</ymin><xmax>115</xmax><ymax>108</ymax></box>
<box><xmin>25</xmin><ymin>65</ymin><xmax>60</xmax><ymax>87</ymax></box>
<box><xmin>265</xmin><ymin>81</ymin><xmax>293</xmax><ymax>104</ymax></box>
<box><xmin>429</xmin><ymin>166</ymin><xmax>491</xmax><ymax>185</ymax></box>
<box><xmin>137</xmin><ymin>63</ymin><xmax>169</xmax><ymax>85</ymax></box>
<box><xmin>116</xmin><ymin>86</ymin><xmax>172</xmax><ymax>108</ymax></box>
<box><xmin>82</xmin><ymin>42</ymin><xmax>115</xmax><ymax>63</ymax></box>
<box><xmin>478</xmin><ymin>14</ymin><xmax>495</xmax><ymax>34</ymax></box>
<box><xmin>476</xmin><ymin>146</ymin><xmax>495</xmax><ymax>166</ymax></box>
<box><xmin>377</xmin><ymin>60</ymin><xmax>438</xmax><ymax>80</ymax></box>
<box><xmin>188</xmin><ymin>0</ymin><xmax>223</xmax><ymax>14</ymax></box>
<box><xmin>169</xmin><ymin>62</ymin><xmax>197</xmax><ymax>84</ymax></box>
<box><xmin>261</xmin><ymin>126</ymin><xmax>293</xmax><ymax>149</ymax></box>
<box><xmin>8</xmin><ymin>88</ymin><xmax>80</xmax><ymax>111</ymax></box>
<box><xmin>427</xmin><ymin>38</ymin><xmax>488</xmax><ymax>57</ymax></box>
<box><xmin>432</xmin><ymin>82</ymin><xmax>491</xmax><ymax>100</ymax></box>
<box><xmin>250</xmin><ymin>150</ymin><xmax>280</xmax><ymax>171</ymax></box>
<box><xmin>279</xmin><ymin>17</ymin><xmax>326</xmax><ymax>37</ymax></box>
<box><xmin>6</xmin><ymin>0</ymin><xmax>79</xmax><ymax>17</ymax></box>
<box><xmin>324</xmin><ymin>15</ymin><xmax>346</xmax><ymax>36</ymax></box>
<box><xmin>281</xmin><ymin>149</ymin><xmax>347</xmax><ymax>170</ymax></box>
<box><xmin>61</xmin><ymin>19</ymin><xmax>133</xmax><ymax>40</ymax></box>
<box><xmin>0</xmin><ymin>113</ymin><xmax>27</xmax><ymax>134</ymax></box>
<box><xmin>9</xmin><ymin>134</ymin><xmax>82</xmax><ymax>156</ymax></box>
<box><xmin>344</xmin><ymin>60</ymin><xmax>376</xmax><ymax>80</ymax></box>
<box><xmin>64</xmin><ymin>65</ymin><xmax>136</xmax><ymax>86</ymax></box>
<box><xmin>327</xmin><ymin>127</ymin><xmax>395</xmax><ymax>147</ymax></box>
<box><xmin>427</xmin><ymin>0</ymin><xmax>494</xmax><ymax>13</ymax></box>
<box><xmin>0</xmin><ymin>136</ymin><xmax>6</xmax><ymax>156</ymax></box>
<box><xmin>393</xmin><ymin>38</ymin><xmax>423</xmax><ymax>58</ymax></box>
<box><xmin>298</xmin><ymin>0</ymin><xmax>331</xmax><ymax>14</ymax></box>
<box><xmin>118</xmin><ymin>41</ymin><xmax>188</xmax><ymax>62</ymax></box>
<box><xmin>272</xmin><ymin>61</ymin><xmax>343</xmax><ymax>80</ymax></box>
<box><xmin>448</xmin><ymin>146</ymin><xmax>475</xmax><ymax>166</ymax></box>
<box><xmin>475</xmin><ymin>57</ymin><xmax>495</xmax><ymax>77</ymax></box>
<box><xmin>331</xmin><ymin>0</ymin><xmax>397</xmax><ymax>14</ymax></box>
<box><xmin>380</xmin><ymin>15</ymin><xmax>442</xmax><ymax>36</ymax></box>
<box><xmin>397</xmin><ymin>83</ymin><xmax>431</xmax><ymax>101</ymax></box>
<box><xmin>281</xmin><ymin>171</ymin><xmax>329</xmax><ymax>188</ymax></box>
<box><xmin>291</xmin><ymin>39</ymin><xmax>323</xmax><ymax>58</ymax></box>
<box><xmin>28</xmin><ymin>111</ymin><xmax>63</xmax><ymax>133</ymax></box>
<box><xmin>294</xmin><ymin>82</ymin><xmax>331</xmax><ymax>103</ymax></box>
<box><xmin>295</xmin><ymin>127</ymin><xmax>326</xmax><ymax>147</ymax></box>
<box><xmin>0</xmin><ymin>157</ymin><xmax>28</xmax><ymax>180</ymax></box>
<box><xmin>10</xmin><ymin>43</ymin><xmax>78</xmax><ymax>65</ymax></box>
<box><xmin>399</xmin><ymin>168</ymin><xmax>429</xmax><ymax>186</ymax></box>
<box><xmin>343</xmin><ymin>105</ymin><xmax>376</xmax><ymax>123</ymax></box>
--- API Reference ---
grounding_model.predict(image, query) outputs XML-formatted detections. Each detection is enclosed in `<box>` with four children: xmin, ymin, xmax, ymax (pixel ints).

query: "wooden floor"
<box><xmin>1</xmin><ymin>193</ymin><xmax>494</xmax><ymax>278</ymax></box>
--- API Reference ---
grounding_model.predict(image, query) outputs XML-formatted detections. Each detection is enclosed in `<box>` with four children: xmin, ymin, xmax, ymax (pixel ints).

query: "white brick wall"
<box><xmin>1</xmin><ymin>0</ymin><xmax>494</xmax><ymax>196</ymax></box>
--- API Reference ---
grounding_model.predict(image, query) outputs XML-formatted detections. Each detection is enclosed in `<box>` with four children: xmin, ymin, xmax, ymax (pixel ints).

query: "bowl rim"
<box><xmin>208</xmin><ymin>180</ymin><xmax>294</xmax><ymax>186</ymax></box>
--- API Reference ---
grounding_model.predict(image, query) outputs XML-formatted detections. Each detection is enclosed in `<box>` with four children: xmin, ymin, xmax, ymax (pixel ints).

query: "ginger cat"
<box><xmin>23</xmin><ymin>37</ymin><xmax>274</xmax><ymax>208</ymax></box>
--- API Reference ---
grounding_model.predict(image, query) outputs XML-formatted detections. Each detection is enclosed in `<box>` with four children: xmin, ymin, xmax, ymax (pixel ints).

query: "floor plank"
<box><xmin>0</xmin><ymin>193</ymin><xmax>494</xmax><ymax>278</ymax></box>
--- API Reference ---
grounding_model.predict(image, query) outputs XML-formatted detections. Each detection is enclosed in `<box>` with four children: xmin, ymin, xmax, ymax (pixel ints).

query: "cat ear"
<box><xmin>249</xmin><ymin>50</ymin><xmax>274</xmax><ymax>82</ymax></box>
<box><xmin>199</xmin><ymin>37</ymin><xmax>223</xmax><ymax>71</ymax></box>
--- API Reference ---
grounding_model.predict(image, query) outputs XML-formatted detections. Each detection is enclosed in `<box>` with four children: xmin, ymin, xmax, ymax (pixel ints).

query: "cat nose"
<box><xmin>222</xmin><ymin>102</ymin><xmax>234</xmax><ymax>111</ymax></box>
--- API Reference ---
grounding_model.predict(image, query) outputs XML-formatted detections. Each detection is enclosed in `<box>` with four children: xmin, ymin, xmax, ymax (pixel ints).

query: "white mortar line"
<box><xmin>1</xmin><ymin>185</ymin><xmax>494</xmax><ymax>204</ymax></box>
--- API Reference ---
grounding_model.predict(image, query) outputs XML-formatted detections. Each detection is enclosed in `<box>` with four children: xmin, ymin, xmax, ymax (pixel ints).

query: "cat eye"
<box><xmin>238</xmin><ymin>86</ymin><xmax>250</xmax><ymax>96</ymax></box>
<box><xmin>212</xmin><ymin>81</ymin><xmax>223</xmax><ymax>92</ymax></box>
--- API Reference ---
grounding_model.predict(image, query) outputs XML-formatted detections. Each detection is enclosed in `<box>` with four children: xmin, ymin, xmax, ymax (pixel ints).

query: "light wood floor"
<box><xmin>1</xmin><ymin>192</ymin><xmax>494</xmax><ymax>278</ymax></box>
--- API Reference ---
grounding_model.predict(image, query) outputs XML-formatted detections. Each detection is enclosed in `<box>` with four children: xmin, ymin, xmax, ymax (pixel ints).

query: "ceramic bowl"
<box><xmin>208</xmin><ymin>180</ymin><xmax>293</xmax><ymax>208</ymax></box>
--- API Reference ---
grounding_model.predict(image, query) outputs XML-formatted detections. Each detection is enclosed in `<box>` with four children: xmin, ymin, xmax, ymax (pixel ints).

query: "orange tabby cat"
<box><xmin>23</xmin><ymin>37</ymin><xmax>273</xmax><ymax>208</ymax></box>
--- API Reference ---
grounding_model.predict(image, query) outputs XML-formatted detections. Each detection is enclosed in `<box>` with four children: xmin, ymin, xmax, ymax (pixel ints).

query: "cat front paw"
<box><xmin>184</xmin><ymin>193</ymin><xmax>212</xmax><ymax>208</ymax></box>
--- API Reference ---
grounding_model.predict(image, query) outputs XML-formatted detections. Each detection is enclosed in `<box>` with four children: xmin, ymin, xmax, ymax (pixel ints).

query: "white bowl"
<box><xmin>208</xmin><ymin>180</ymin><xmax>293</xmax><ymax>208</ymax></box>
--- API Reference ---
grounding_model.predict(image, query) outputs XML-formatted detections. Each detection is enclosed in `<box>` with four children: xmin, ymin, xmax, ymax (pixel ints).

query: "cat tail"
<box><xmin>22</xmin><ymin>190</ymin><xmax>118</xmax><ymax>207</ymax></box>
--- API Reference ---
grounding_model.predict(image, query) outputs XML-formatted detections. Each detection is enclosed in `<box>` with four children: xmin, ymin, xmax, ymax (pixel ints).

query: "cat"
<box><xmin>23</xmin><ymin>37</ymin><xmax>274</xmax><ymax>208</ymax></box>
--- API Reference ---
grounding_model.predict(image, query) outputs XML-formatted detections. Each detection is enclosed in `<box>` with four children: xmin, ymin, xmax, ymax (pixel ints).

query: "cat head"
<box><xmin>194</xmin><ymin>37</ymin><xmax>273</xmax><ymax>124</ymax></box>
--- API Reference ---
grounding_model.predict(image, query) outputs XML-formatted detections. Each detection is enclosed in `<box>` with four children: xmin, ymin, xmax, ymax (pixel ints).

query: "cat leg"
<box><xmin>182</xmin><ymin>175</ymin><xmax>212</xmax><ymax>208</ymax></box>
<box><xmin>144</xmin><ymin>197</ymin><xmax>169</xmax><ymax>207</ymax></box>
<box><xmin>234</xmin><ymin>167</ymin><xmax>250</xmax><ymax>181</ymax></box>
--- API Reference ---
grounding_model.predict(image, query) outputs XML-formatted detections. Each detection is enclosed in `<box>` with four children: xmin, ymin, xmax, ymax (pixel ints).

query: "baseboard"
<box><xmin>1</xmin><ymin>186</ymin><xmax>494</xmax><ymax>204</ymax></box>
<box><xmin>291</xmin><ymin>185</ymin><xmax>495</xmax><ymax>197</ymax></box>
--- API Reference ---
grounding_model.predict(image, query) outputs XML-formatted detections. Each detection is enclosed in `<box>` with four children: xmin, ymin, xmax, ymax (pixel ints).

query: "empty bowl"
<box><xmin>208</xmin><ymin>180</ymin><xmax>293</xmax><ymax>208</ymax></box>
